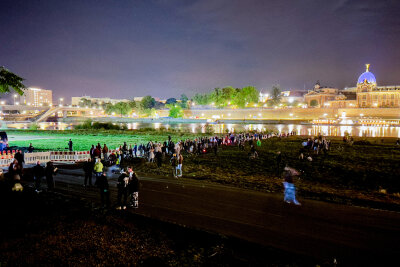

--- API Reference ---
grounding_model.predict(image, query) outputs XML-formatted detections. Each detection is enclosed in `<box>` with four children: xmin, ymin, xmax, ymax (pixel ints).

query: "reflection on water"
<box><xmin>4</xmin><ymin>122</ymin><xmax>400</xmax><ymax>137</ymax></box>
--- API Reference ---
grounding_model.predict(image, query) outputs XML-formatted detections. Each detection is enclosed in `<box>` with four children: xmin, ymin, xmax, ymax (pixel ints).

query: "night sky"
<box><xmin>1</xmin><ymin>0</ymin><xmax>400</xmax><ymax>101</ymax></box>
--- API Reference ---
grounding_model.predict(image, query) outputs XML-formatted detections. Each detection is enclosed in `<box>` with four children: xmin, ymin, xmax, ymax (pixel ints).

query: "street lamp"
<box><xmin>59</xmin><ymin>98</ymin><xmax>64</xmax><ymax>107</ymax></box>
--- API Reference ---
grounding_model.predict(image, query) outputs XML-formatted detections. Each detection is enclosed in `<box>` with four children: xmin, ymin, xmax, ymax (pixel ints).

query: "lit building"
<box><xmin>19</xmin><ymin>87</ymin><xmax>53</xmax><ymax>107</ymax></box>
<box><xmin>280</xmin><ymin>90</ymin><xmax>307</xmax><ymax>104</ymax></box>
<box><xmin>71</xmin><ymin>96</ymin><xmax>139</xmax><ymax>106</ymax></box>
<box><xmin>304</xmin><ymin>64</ymin><xmax>400</xmax><ymax>108</ymax></box>
<box><xmin>304</xmin><ymin>82</ymin><xmax>340</xmax><ymax>107</ymax></box>
<box><xmin>352</xmin><ymin>64</ymin><xmax>400</xmax><ymax>107</ymax></box>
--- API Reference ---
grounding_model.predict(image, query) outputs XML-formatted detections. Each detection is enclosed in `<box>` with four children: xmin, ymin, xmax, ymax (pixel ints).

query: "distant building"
<box><xmin>19</xmin><ymin>87</ymin><xmax>52</xmax><ymax>107</ymax></box>
<box><xmin>305</xmin><ymin>64</ymin><xmax>400</xmax><ymax>108</ymax></box>
<box><xmin>280</xmin><ymin>90</ymin><xmax>307</xmax><ymax>104</ymax></box>
<box><xmin>304</xmin><ymin>82</ymin><xmax>340</xmax><ymax>107</ymax></box>
<box><xmin>71</xmin><ymin>96</ymin><xmax>140</xmax><ymax>106</ymax></box>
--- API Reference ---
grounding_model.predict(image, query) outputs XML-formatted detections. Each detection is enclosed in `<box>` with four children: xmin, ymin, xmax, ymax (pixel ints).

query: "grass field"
<box><xmin>7</xmin><ymin>129</ymin><xmax>203</xmax><ymax>151</ymax></box>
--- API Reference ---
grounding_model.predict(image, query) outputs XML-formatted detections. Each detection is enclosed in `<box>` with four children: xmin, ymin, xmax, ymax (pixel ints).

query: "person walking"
<box><xmin>45</xmin><ymin>161</ymin><xmax>57</xmax><ymax>191</ymax></box>
<box><xmin>177</xmin><ymin>153</ymin><xmax>183</xmax><ymax>177</ymax></box>
<box><xmin>282</xmin><ymin>166</ymin><xmax>301</xmax><ymax>205</ymax></box>
<box><xmin>83</xmin><ymin>158</ymin><xmax>93</xmax><ymax>187</ymax></box>
<box><xmin>68</xmin><ymin>139</ymin><xmax>73</xmax><ymax>151</ymax></box>
<box><xmin>93</xmin><ymin>158</ymin><xmax>103</xmax><ymax>182</ymax></box>
<box><xmin>95</xmin><ymin>171</ymin><xmax>110</xmax><ymax>208</ymax></box>
<box><xmin>127</xmin><ymin>167</ymin><xmax>140</xmax><ymax>208</ymax></box>
<box><xmin>116</xmin><ymin>170</ymin><xmax>130</xmax><ymax>210</ymax></box>
<box><xmin>32</xmin><ymin>161</ymin><xmax>44</xmax><ymax>192</ymax></box>
<box><xmin>170</xmin><ymin>153</ymin><xmax>178</xmax><ymax>178</ymax></box>
<box><xmin>133</xmin><ymin>143</ymin><xmax>138</xmax><ymax>157</ymax></box>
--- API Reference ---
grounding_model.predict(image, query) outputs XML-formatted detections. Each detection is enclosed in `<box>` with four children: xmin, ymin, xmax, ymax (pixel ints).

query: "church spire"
<box><xmin>366</xmin><ymin>63</ymin><xmax>370</xmax><ymax>72</ymax></box>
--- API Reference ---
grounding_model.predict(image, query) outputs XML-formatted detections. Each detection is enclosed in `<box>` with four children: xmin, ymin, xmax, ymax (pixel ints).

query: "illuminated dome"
<box><xmin>357</xmin><ymin>64</ymin><xmax>376</xmax><ymax>84</ymax></box>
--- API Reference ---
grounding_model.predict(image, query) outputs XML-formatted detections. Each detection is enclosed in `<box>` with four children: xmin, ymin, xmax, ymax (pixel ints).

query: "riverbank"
<box><xmin>6</xmin><ymin>129</ymin><xmax>400</xmax><ymax>210</ymax></box>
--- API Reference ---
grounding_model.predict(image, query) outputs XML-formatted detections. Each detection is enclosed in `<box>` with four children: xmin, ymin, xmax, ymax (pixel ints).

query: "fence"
<box><xmin>0</xmin><ymin>151</ymin><xmax>91</xmax><ymax>168</ymax></box>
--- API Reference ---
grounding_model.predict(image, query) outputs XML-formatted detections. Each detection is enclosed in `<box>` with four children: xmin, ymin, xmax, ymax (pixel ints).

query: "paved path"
<box><xmin>52</xmin><ymin>168</ymin><xmax>400</xmax><ymax>265</ymax></box>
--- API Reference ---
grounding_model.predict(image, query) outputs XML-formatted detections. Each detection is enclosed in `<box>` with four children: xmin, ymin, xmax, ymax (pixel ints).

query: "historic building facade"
<box><xmin>304</xmin><ymin>64</ymin><xmax>400</xmax><ymax>108</ymax></box>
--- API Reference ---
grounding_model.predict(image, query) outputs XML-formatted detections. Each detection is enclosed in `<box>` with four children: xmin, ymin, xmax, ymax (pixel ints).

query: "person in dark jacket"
<box><xmin>32</xmin><ymin>161</ymin><xmax>45</xmax><ymax>192</ymax></box>
<box><xmin>127</xmin><ymin>167</ymin><xmax>140</xmax><ymax>208</ymax></box>
<box><xmin>116</xmin><ymin>171</ymin><xmax>130</xmax><ymax>210</ymax></box>
<box><xmin>45</xmin><ymin>161</ymin><xmax>57</xmax><ymax>191</ymax></box>
<box><xmin>95</xmin><ymin>171</ymin><xmax>110</xmax><ymax>208</ymax></box>
<box><xmin>68</xmin><ymin>139</ymin><xmax>73</xmax><ymax>151</ymax></box>
<box><xmin>83</xmin><ymin>158</ymin><xmax>93</xmax><ymax>187</ymax></box>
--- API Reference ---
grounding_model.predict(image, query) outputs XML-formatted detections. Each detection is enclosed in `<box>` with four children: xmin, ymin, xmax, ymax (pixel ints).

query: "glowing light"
<box><xmin>289</xmin><ymin>113</ymin><xmax>293</xmax><ymax>116</ymax></box>
<box><xmin>258</xmin><ymin>113</ymin><xmax>262</xmax><ymax>116</ymax></box>
<box><xmin>323</xmin><ymin>113</ymin><xmax>327</xmax><ymax>117</ymax></box>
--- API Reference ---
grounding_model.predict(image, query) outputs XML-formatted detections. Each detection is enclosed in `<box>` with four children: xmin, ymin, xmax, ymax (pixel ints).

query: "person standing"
<box><xmin>177</xmin><ymin>153</ymin><xmax>183</xmax><ymax>177</ymax></box>
<box><xmin>45</xmin><ymin>161</ymin><xmax>57</xmax><ymax>191</ymax></box>
<box><xmin>68</xmin><ymin>139</ymin><xmax>73</xmax><ymax>151</ymax></box>
<box><xmin>32</xmin><ymin>161</ymin><xmax>44</xmax><ymax>192</ymax></box>
<box><xmin>83</xmin><ymin>158</ymin><xmax>93</xmax><ymax>187</ymax></box>
<box><xmin>133</xmin><ymin>143</ymin><xmax>138</xmax><ymax>157</ymax></box>
<box><xmin>95</xmin><ymin>171</ymin><xmax>110</xmax><ymax>208</ymax></box>
<box><xmin>93</xmin><ymin>158</ymin><xmax>103</xmax><ymax>182</ymax></box>
<box><xmin>28</xmin><ymin>143</ymin><xmax>34</xmax><ymax>153</ymax></box>
<box><xmin>116</xmin><ymin>171</ymin><xmax>130</xmax><ymax>210</ymax></box>
<box><xmin>102</xmin><ymin>144</ymin><xmax>109</xmax><ymax>160</ymax></box>
<box><xmin>170</xmin><ymin>153</ymin><xmax>178</xmax><ymax>178</ymax></box>
<box><xmin>127</xmin><ymin>167</ymin><xmax>140</xmax><ymax>208</ymax></box>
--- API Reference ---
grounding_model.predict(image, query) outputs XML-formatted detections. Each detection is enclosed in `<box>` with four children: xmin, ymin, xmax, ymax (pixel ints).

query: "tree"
<box><xmin>167</xmin><ymin>104</ymin><xmax>184</xmax><ymax>118</ymax></box>
<box><xmin>310</xmin><ymin>100</ymin><xmax>319</xmax><ymax>107</ymax></box>
<box><xmin>166</xmin><ymin>98</ymin><xmax>177</xmax><ymax>105</ymax></box>
<box><xmin>140</xmin><ymin>95</ymin><xmax>156</xmax><ymax>110</ymax></box>
<box><xmin>271</xmin><ymin>85</ymin><xmax>282</xmax><ymax>105</ymax></box>
<box><xmin>0</xmin><ymin>66</ymin><xmax>26</xmax><ymax>95</ymax></box>
<box><xmin>128</xmin><ymin>100</ymin><xmax>136</xmax><ymax>109</ymax></box>
<box><xmin>180</xmin><ymin>94</ymin><xmax>189</xmax><ymax>108</ymax></box>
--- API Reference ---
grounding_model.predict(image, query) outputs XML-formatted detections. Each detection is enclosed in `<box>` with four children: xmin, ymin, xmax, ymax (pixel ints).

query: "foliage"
<box><xmin>29</xmin><ymin>123</ymin><xmax>39</xmax><ymax>130</ymax></box>
<box><xmin>104</xmin><ymin>102</ymin><xmax>132</xmax><ymax>116</ymax></box>
<box><xmin>166</xmin><ymin>98</ymin><xmax>177</xmax><ymax>105</ymax></box>
<box><xmin>270</xmin><ymin>85</ymin><xmax>282</xmax><ymax>105</ymax></box>
<box><xmin>140</xmin><ymin>96</ymin><xmax>156</xmax><ymax>110</ymax></box>
<box><xmin>310</xmin><ymin>99</ymin><xmax>319</xmax><ymax>107</ymax></box>
<box><xmin>192</xmin><ymin>86</ymin><xmax>259</xmax><ymax>108</ymax></box>
<box><xmin>0</xmin><ymin>66</ymin><xmax>26</xmax><ymax>95</ymax></box>
<box><xmin>75</xmin><ymin>120</ymin><xmax>126</xmax><ymax>130</ymax></box>
<box><xmin>167</xmin><ymin>104</ymin><xmax>184</xmax><ymax>118</ymax></box>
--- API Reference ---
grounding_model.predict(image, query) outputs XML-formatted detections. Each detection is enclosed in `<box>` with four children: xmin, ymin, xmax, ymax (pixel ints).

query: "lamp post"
<box><xmin>59</xmin><ymin>98</ymin><xmax>64</xmax><ymax>107</ymax></box>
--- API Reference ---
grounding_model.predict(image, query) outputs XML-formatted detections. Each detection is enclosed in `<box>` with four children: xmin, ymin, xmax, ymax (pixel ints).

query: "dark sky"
<box><xmin>1</xmin><ymin>0</ymin><xmax>400</xmax><ymax>101</ymax></box>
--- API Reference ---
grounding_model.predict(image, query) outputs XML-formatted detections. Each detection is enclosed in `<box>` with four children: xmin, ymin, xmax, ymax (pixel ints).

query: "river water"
<box><xmin>6</xmin><ymin>121</ymin><xmax>400</xmax><ymax>137</ymax></box>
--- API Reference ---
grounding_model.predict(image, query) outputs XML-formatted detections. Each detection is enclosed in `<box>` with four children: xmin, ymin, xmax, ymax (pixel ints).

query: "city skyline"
<box><xmin>1</xmin><ymin>0</ymin><xmax>400</xmax><ymax>100</ymax></box>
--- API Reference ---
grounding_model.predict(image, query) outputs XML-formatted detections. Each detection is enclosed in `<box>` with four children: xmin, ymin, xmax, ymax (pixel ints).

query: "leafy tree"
<box><xmin>140</xmin><ymin>95</ymin><xmax>156</xmax><ymax>110</ymax></box>
<box><xmin>193</xmin><ymin>93</ymin><xmax>211</xmax><ymax>105</ymax></box>
<box><xmin>128</xmin><ymin>100</ymin><xmax>136</xmax><ymax>109</ymax></box>
<box><xmin>180</xmin><ymin>94</ymin><xmax>189</xmax><ymax>108</ymax></box>
<box><xmin>167</xmin><ymin>104</ymin><xmax>184</xmax><ymax>118</ymax></box>
<box><xmin>232</xmin><ymin>86</ymin><xmax>259</xmax><ymax>108</ymax></box>
<box><xmin>310</xmin><ymin>99</ymin><xmax>319</xmax><ymax>107</ymax></box>
<box><xmin>114</xmin><ymin>102</ymin><xmax>131</xmax><ymax>116</ymax></box>
<box><xmin>271</xmin><ymin>85</ymin><xmax>282</xmax><ymax>105</ymax></box>
<box><xmin>0</xmin><ymin>66</ymin><xmax>26</xmax><ymax>95</ymax></box>
<box><xmin>166</xmin><ymin>98</ymin><xmax>177</xmax><ymax>105</ymax></box>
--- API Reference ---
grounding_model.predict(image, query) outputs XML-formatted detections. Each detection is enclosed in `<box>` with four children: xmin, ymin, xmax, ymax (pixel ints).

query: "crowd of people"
<box><xmin>2</xmin><ymin>130</ymin><xmax>306</xmax><ymax>207</ymax></box>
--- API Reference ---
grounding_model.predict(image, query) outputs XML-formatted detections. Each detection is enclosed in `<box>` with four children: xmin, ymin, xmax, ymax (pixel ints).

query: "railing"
<box><xmin>0</xmin><ymin>151</ymin><xmax>92</xmax><ymax>167</ymax></box>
